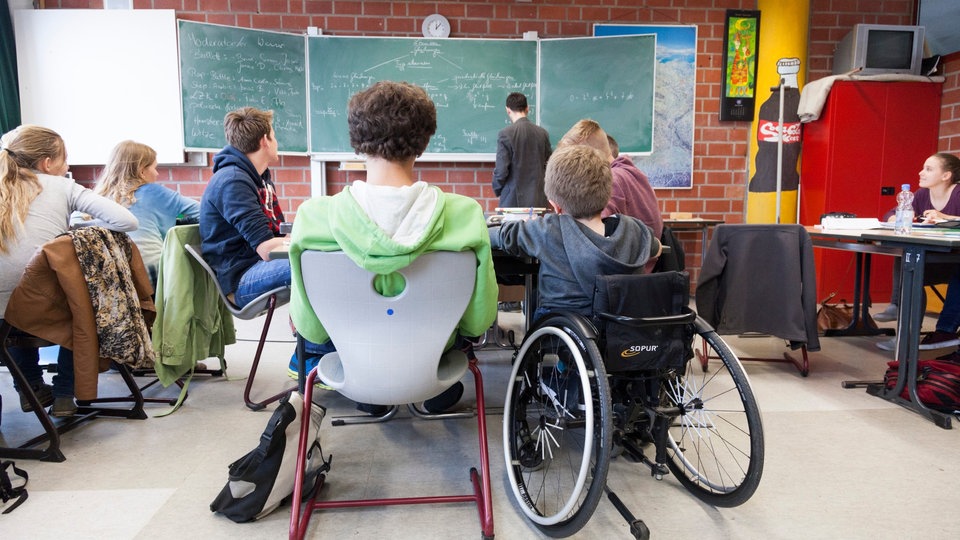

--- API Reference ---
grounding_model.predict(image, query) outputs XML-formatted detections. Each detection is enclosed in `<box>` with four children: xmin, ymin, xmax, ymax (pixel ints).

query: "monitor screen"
<box><xmin>865</xmin><ymin>30</ymin><xmax>915</xmax><ymax>70</ymax></box>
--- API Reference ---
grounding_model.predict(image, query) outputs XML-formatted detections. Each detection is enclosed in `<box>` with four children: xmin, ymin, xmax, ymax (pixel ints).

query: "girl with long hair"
<box><xmin>94</xmin><ymin>140</ymin><xmax>200</xmax><ymax>285</ymax></box>
<box><xmin>0</xmin><ymin>125</ymin><xmax>137</xmax><ymax>416</ymax></box>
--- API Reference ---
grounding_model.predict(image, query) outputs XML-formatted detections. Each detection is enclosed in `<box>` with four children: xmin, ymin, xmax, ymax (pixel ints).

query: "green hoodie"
<box><xmin>289</xmin><ymin>185</ymin><xmax>498</xmax><ymax>348</ymax></box>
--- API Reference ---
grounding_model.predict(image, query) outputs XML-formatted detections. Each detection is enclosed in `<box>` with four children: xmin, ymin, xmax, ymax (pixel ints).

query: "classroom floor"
<box><xmin>2</xmin><ymin>304</ymin><xmax>959</xmax><ymax>540</ymax></box>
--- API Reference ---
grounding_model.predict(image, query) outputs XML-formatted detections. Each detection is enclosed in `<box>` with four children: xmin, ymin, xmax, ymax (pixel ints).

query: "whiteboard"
<box><xmin>14</xmin><ymin>9</ymin><xmax>184</xmax><ymax>165</ymax></box>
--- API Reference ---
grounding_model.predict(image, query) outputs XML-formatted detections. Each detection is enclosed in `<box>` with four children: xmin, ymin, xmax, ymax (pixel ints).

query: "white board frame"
<box><xmin>14</xmin><ymin>9</ymin><xmax>183</xmax><ymax>165</ymax></box>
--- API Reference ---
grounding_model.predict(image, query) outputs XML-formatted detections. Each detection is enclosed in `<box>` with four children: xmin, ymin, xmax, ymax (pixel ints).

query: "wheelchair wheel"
<box><xmin>503</xmin><ymin>313</ymin><xmax>612</xmax><ymax>537</ymax></box>
<box><xmin>663</xmin><ymin>320</ymin><xmax>764</xmax><ymax>507</ymax></box>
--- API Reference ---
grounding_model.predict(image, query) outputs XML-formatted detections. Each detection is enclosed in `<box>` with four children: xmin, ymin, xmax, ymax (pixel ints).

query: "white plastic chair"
<box><xmin>289</xmin><ymin>250</ymin><xmax>494</xmax><ymax>540</ymax></box>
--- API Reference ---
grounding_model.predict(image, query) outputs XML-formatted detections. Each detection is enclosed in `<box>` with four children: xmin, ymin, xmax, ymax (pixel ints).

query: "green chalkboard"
<box><xmin>178</xmin><ymin>21</ymin><xmax>308</xmax><ymax>153</ymax></box>
<box><xmin>308</xmin><ymin>36</ymin><xmax>538</xmax><ymax>157</ymax></box>
<box><xmin>539</xmin><ymin>35</ymin><xmax>656</xmax><ymax>154</ymax></box>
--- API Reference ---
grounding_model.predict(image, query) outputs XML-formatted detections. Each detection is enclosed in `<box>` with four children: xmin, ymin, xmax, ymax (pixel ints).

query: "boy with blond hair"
<box><xmin>490</xmin><ymin>144</ymin><xmax>661</xmax><ymax>319</ymax></box>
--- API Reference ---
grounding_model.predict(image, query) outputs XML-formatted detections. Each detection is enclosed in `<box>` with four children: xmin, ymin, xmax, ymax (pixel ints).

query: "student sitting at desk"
<box><xmin>199</xmin><ymin>106</ymin><xmax>329</xmax><ymax>383</ymax></box>
<box><xmin>875</xmin><ymin>152</ymin><xmax>960</xmax><ymax>352</ymax></box>
<box><xmin>289</xmin><ymin>81</ymin><xmax>498</xmax><ymax>415</ymax></box>
<box><xmin>489</xmin><ymin>144</ymin><xmax>661</xmax><ymax>321</ymax></box>
<box><xmin>556</xmin><ymin>120</ymin><xmax>662</xmax><ymax>273</ymax></box>
<box><xmin>90</xmin><ymin>140</ymin><xmax>200</xmax><ymax>287</ymax></box>
<box><xmin>0</xmin><ymin>125</ymin><xmax>138</xmax><ymax>417</ymax></box>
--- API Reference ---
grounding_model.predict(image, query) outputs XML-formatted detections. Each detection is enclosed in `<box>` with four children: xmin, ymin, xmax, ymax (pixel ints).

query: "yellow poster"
<box><xmin>745</xmin><ymin>0</ymin><xmax>810</xmax><ymax>224</ymax></box>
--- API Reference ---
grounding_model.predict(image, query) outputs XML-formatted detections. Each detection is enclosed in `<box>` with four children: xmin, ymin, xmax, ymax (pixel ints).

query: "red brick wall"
<box><xmin>47</xmin><ymin>0</ymin><xmax>932</xmax><ymax>282</ymax></box>
<box><xmin>939</xmin><ymin>51</ymin><xmax>960</xmax><ymax>153</ymax></box>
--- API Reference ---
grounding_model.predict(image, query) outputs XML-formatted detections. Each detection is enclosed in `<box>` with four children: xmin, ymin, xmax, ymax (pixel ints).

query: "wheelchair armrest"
<box><xmin>596</xmin><ymin>306</ymin><xmax>697</xmax><ymax>328</ymax></box>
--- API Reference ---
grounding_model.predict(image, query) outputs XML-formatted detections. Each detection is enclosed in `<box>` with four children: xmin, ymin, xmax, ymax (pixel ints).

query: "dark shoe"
<box><xmin>498</xmin><ymin>301</ymin><xmax>523</xmax><ymax>312</ymax></box>
<box><xmin>919</xmin><ymin>330</ymin><xmax>960</xmax><ymax>350</ymax></box>
<box><xmin>51</xmin><ymin>396</ymin><xmax>78</xmax><ymax>417</ymax></box>
<box><xmin>936</xmin><ymin>350</ymin><xmax>960</xmax><ymax>362</ymax></box>
<box><xmin>423</xmin><ymin>382</ymin><xmax>464</xmax><ymax>414</ymax></box>
<box><xmin>356</xmin><ymin>402</ymin><xmax>391</xmax><ymax>416</ymax></box>
<box><xmin>19</xmin><ymin>382</ymin><xmax>54</xmax><ymax>412</ymax></box>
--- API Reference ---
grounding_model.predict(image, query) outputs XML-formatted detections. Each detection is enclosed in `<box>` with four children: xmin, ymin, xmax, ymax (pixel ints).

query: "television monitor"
<box><xmin>831</xmin><ymin>24</ymin><xmax>925</xmax><ymax>76</ymax></box>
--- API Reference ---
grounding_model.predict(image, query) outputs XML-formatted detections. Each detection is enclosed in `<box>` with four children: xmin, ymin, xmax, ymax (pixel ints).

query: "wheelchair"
<box><xmin>502</xmin><ymin>272</ymin><xmax>764</xmax><ymax>539</ymax></box>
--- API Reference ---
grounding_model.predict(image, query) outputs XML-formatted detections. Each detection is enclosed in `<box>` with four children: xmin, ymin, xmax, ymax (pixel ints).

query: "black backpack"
<box><xmin>210</xmin><ymin>392</ymin><xmax>328</xmax><ymax>523</ymax></box>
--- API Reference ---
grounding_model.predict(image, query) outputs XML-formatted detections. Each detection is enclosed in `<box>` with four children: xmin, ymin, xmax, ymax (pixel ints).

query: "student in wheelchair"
<box><xmin>490</xmin><ymin>142</ymin><xmax>763</xmax><ymax>539</ymax></box>
<box><xmin>489</xmin><ymin>144</ymin><xmax>661</xmax><ymax>320</ymax></box>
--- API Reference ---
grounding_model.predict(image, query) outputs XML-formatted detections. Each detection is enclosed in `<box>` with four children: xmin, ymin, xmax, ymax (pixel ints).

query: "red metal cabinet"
<box><xmin>799</xmin><ymin>80</ymin><xmax>942</xmax><ymax>300</ymax></box>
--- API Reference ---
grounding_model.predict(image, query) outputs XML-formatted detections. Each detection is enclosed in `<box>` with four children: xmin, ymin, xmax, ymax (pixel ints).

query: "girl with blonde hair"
<box><xmin>0</xmin><ymin>125</ymin><xmax>137</xmax><ymax>416</ymax></box>
<box><xmin>93</xmin><ymin>140</ymin><xmax>200</xmax><ymax>286</ymax></box>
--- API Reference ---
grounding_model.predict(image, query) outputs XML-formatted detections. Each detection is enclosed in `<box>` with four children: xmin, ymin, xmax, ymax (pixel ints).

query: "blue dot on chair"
<box><xmin>387</xmin><ymin>308</ymin><xmax>394</xmax><ymax>316</ymax></box>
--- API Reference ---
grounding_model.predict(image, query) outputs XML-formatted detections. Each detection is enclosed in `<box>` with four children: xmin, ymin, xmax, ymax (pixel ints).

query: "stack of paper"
<box><xmin>819</xmin><ymin>217</ymin><xmax>883</xmax><ymax>230</ymax></box>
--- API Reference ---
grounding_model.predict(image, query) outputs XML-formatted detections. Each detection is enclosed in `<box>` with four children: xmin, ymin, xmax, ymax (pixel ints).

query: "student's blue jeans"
<box><xmin>936</xmin><ymin>271</ymin><xmax>960</xmax><ymax>334</ymax></box>
<box><xmin>234</xmin><ymin>258</ymin><xmax>329</xmax><ymax>356</ymax></box>
<box><xmin>2</xmin><ymin>320</ymin><xmax>75</xmax><ymax>398</ymax></box>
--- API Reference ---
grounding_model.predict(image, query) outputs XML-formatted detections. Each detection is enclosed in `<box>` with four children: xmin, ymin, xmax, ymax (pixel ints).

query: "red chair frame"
<box><xmin>289</xmin><ymin>357</ymin><xmax>494</xmax><ymax>540</ymax></box>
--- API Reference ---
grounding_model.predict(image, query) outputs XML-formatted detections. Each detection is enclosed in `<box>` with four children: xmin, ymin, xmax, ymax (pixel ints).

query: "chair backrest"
<box><xmin>183</xmin><ymin>243</ymin><xmax>290</xmax><ymax>320</ymax></box>
<box><xmin>593</xmin><ymin>270</ymin><xmax>695</xmax><ymax>371</ymax></box>
<box><xmin>652</xmin><ymin>225</ymin><xmax>686</xmax><ymax>273</ymax></box>
<box><xmin>299</xmin><ymin>250</ymin><xmax>476</xmax><ymax>405</ymax></box>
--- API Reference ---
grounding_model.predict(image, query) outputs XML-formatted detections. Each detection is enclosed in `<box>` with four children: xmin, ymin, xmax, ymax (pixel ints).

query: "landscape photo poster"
<box><xmin>593</xmin><ymin>24</ymin><xmax>697</xmax><ymax>189</ymax></box>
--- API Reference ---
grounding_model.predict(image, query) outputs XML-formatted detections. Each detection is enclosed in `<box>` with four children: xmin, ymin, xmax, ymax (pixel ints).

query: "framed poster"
<box><xmin>720</xmin><ymin>10</ymin><xmax>760</xmax><ymax>121</ymax></box>
<box><xmin>593</xmin><ymin>24</ymin><xmax>697</xmax><ymax>189</ymax></box>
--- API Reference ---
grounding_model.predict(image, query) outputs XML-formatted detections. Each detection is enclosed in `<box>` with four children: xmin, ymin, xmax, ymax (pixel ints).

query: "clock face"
<box><xmin>422</xmin><ymin>14</ymin><xmax>451</xmax><ymax>38</ymax></box>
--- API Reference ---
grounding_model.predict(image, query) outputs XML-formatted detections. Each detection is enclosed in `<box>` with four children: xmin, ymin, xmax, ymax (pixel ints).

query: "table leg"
<box><xmin>825</xmin><ymin>252</ymin><xmax>894</xmax><ymax>337</ymax></box>
<box><xmin>866</xmin><ymin>245</ymin><xmax>952</xmax><ymax>429</ymax></box>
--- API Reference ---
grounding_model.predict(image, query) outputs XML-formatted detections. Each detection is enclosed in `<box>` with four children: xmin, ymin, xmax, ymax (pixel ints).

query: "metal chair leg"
<box><xmin>243</xmin><ymin>294</ymin><xmax>296</xmax><ymax>411</ymax></box>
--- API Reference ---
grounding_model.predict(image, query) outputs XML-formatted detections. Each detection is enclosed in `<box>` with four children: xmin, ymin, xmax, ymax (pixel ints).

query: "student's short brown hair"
<box><xmin>223</xmin><ymin>107</ymin><xmax>274</xmax><ymax>154</ymax></box>
<box><xmin>348</xmin><ymin>81</ymin><xmax>437</xmax><ymax>161</ymax></box>
<box><xmin>544</xmin><ymin>145</ymin><xmax>611</xmax><ymax>219</ymax></box>
<box><xmin>557</xmin><ymin>119</ymin><xmax>611</xmax><ymax>159</ymax></box>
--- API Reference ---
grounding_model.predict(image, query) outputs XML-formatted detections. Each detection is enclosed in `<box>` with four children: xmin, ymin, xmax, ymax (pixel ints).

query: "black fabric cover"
<box><xmin>593</xmin><ymin>271</ymin><xmax>694</xmax><ymax>372</ymax></box>
<box><xmin>652</xmin><ymin>226</ymin><xmax>686</xmax><ymax>273</ymax></box>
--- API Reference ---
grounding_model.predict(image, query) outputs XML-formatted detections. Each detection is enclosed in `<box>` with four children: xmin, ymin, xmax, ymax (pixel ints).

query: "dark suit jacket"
<box><xmin>695</xmin><ymin>224</ymin><xmax>820</xmax><ymax>352</ymax></box>
<box><xmin>492</xmin><ymin>116</ymin><xmax>552</xmax><ymax>208</ymax></box>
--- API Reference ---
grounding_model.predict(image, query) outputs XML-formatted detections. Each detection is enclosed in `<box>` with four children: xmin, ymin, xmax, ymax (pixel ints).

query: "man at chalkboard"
<box><xmin>491</xmin><ymin>92</ymin><xmax>552</xmax><ymax>209</ymax></box>
<box><xmin>199</xmin><ymin>106</ymin><xmax>330</xmax><ymax>384</ymax></box>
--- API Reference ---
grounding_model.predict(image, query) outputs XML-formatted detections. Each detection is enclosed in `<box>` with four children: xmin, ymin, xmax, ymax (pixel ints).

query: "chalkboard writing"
<box><xmin>539</xmin><ymin>35</ymin><xmax>656</xmax><ymax>154</ymax></box>
<box><xmin>179</xmin><ymin>21</ymin><xmax>308</xmax><ymax>153</ymax></box>
<box><xmin>308</xmin><ymin>36</ymin><xmax>537</xmax><ymax>156</ymax></box>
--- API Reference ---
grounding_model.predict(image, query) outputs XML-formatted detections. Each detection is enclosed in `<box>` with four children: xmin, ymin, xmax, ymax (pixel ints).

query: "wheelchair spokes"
<box><xmin>663</xmin><ymin>328</ymin><xmax>764</xmax><ymax>506</ymax></box>
<box><xmin>504</xmin><ymin>320</ymin><xmax>612</xmax><ymax>537</ymax></box>
<box><xmin>503</xmin><ymin>313</ymin><xmax>764</xmax><ymax>539</ymax></box>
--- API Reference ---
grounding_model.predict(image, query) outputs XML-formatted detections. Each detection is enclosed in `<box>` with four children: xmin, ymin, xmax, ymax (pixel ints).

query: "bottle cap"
<box><xmin>902</xmin><ymin>183</ymin><xmax>911</xmax><ymax>191</ymax></box>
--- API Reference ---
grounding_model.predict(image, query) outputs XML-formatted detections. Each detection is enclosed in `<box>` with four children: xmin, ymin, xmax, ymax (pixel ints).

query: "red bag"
<box><xmin>884</xmin><ymin>359</ymin><xmax>960</xmax><ymax>411</ymax></box>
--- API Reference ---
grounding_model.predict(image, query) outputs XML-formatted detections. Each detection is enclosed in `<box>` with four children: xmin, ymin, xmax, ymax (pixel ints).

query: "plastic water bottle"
<box><xmin>894</xmin><ymin>183</ymin><xmax>914</xmax><ymax>235</ymax></box>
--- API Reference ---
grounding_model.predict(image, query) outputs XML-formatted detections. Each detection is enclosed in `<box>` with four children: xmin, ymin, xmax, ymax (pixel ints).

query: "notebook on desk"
<box><xmin>819</xmin><ymin>217</ymin><xmax>883</xmax><ymax>230</ymax></box>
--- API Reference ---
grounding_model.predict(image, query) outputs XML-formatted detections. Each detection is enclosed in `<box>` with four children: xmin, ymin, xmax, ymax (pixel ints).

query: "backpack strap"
<box><xmin>0</xmin><ymin>460</ymin><xmax>29</xmax><ymax>514</ymax></box>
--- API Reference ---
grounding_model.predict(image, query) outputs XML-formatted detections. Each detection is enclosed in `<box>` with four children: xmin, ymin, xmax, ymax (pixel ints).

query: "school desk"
<box><xmin>808</xmin><ymin>226</ymin><xmax>960</xmax><ymax>429</ymax></box>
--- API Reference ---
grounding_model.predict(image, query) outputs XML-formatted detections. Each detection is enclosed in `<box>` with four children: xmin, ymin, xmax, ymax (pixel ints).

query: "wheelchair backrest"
<box><xmin>593</xmin><ymin>271</ymin><xmax>695</xmax><ymax>372</ymax></box>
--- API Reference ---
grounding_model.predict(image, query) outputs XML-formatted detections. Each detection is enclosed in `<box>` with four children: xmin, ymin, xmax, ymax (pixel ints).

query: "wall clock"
<box><xmin>422</xmin><ymin>14</ymin><xmax>451</xmax><ymax>38</ymax></box>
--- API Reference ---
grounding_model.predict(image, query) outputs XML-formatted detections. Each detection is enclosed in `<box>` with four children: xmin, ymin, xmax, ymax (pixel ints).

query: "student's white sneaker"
<box><xmin>875</xmin><ymin>337</ymin><xmax>896</xmax><ymax>351</ymax></box>
<box><xmin>873</xmin><ymin>304</ymin><xmax>898</xmax><ymax>322</ymax></box>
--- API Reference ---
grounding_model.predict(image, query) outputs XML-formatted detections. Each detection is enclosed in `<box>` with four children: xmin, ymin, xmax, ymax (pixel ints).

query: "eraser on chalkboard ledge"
<box><xmin>340</xmin><ymin>161</ymin><xmax>366</xmax><ymax>171</ymax></box>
